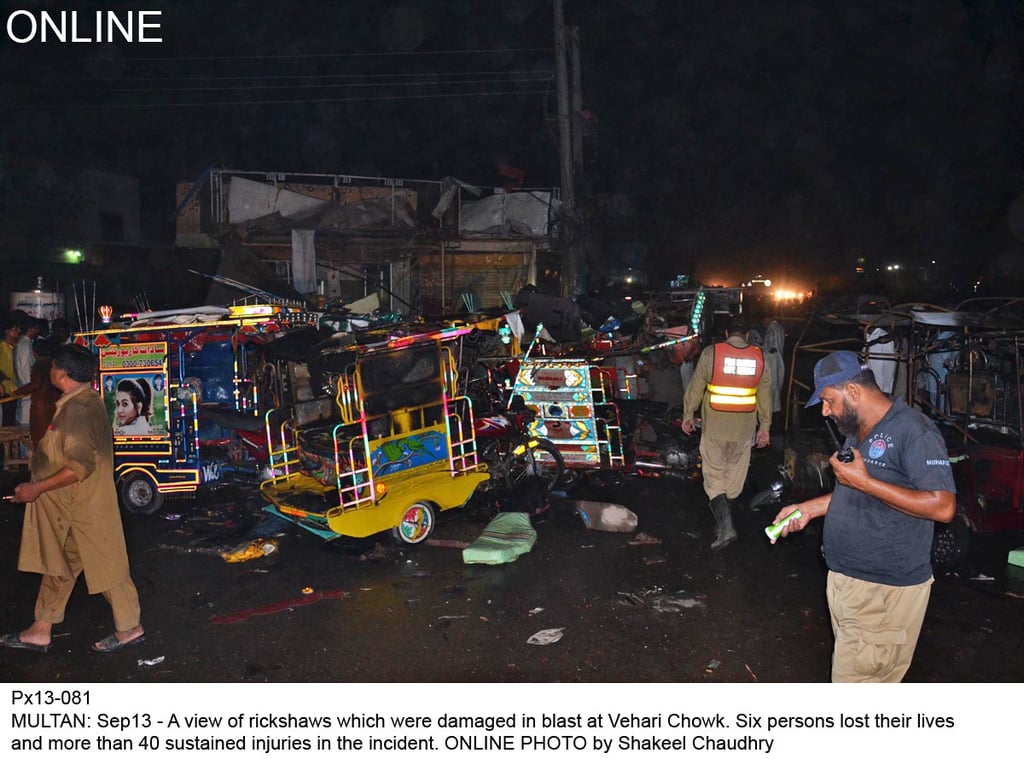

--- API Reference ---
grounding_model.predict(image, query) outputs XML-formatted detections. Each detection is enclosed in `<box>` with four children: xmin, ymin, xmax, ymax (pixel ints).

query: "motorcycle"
<box><xmin>468</xmin><ymin>364</ymin><xmax>565</xmax><ymax>490</ymax></box>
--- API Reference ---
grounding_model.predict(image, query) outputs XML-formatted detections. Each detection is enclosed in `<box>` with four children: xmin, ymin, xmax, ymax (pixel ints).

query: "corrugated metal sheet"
<box><xmin>418</xmin><ymin>252</ymin><xmax>530</xmax><ymax>311</ymax></box>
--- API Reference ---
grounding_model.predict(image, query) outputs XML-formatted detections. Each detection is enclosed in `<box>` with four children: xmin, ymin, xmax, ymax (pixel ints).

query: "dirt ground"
<box><xmin>1</xmin><ymin>449</ymin><xmax>1022</xmax><ymax>684</ymax></box>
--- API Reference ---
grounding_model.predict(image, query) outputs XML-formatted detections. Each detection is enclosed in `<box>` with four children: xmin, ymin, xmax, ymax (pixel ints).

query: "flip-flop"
<box><xmin>91</xmin><ymin>633</ymin><xmax>146</xmax><ymax>654</ymax></box>
<box><xmin>0</xmin><ymin>632</ymin><xmax>52</xmax><ymax>653</ymax></box>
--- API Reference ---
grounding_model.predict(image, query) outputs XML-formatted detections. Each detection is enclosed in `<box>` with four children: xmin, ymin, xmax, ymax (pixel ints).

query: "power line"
<box><xmin>9</xmin><ymin>88</ymin><xmax>552</xmax><ymax>110</ymax></box>
<box><xmin>105</xmin><ymin>46</ymin><xmax>553</xmax><ymax>62</ymax></box>
<box><xmin>34</xmin><ymin>75</ymin><xmax>552</xmax><ymax>96</ymax></box>
<box><xmin>117</xmin><ymin>77</ymin><xmax>550</xmax><ymax>95</ymax></box>
<box><xmin>87</xmin><ymin>68</ymin><xmax>551</xmax><ymax>84</ymax></box>
<box><xmin>0</xmin><ymin>46</ymin><xmax>552</xmax><ymax>65</ymax></box>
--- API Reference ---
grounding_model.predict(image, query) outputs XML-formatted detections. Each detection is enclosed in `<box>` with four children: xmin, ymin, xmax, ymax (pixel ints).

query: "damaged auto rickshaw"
<box><xmin>258</xmin><ymin>324</ymin><xmax>489</xmax><ymax>544</ymax></box>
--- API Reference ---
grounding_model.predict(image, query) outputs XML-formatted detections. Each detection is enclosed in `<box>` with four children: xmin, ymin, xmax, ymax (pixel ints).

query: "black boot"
<box><xmin>708</xmin><ymin>495</ymin><xmax>737</xmax><ymax>551</ymax></box>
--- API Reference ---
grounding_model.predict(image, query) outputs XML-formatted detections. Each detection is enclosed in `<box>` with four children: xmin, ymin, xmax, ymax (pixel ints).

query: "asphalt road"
<box><xmin>1</xmin><ymin>453</ymin><xmax>1022</xmax><ymax>684</ymax></box>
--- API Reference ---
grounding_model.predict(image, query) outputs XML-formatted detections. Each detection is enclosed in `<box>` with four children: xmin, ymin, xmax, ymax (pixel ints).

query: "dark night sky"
<box><xmin>4</xmin><ymin>0</ymin><xmax>1024</xmax><ymax>296</ymax></box>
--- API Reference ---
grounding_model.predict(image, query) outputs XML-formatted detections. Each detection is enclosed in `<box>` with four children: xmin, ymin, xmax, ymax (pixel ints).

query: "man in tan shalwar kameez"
<box><xmin>1</xmin><ymin>344</ymin><xmax>144</xmax><ymax>654</ymax></box>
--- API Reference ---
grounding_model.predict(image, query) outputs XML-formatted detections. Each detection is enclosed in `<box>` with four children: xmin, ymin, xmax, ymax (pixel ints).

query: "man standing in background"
<box><xmin>0</xmin><ymin>319</ymin><xmax>20</xmax><ymax>427</ymax></box>
<box><xmin>14</xmin><ymin>317</ymin><xmax>44</xmax><ymax>427</ymax></box>
<box><xmin>760</xmin><ymin>313</ymin><xmax>786</xmax><ymax>425</ymax></box>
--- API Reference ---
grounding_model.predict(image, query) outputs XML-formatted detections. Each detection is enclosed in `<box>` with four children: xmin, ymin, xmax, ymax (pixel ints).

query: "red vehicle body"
<box><xmin>949</xmin><ymin>443</ymin><xmax>1024</xmax><ymax>534</ymax></box>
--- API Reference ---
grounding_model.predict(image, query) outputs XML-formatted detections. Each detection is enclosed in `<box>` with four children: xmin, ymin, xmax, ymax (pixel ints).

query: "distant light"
<box><xmin>771</xmin><ymin>289</ymin><xmax>803</xmax><ymax>302</ymax></box>
<box><xmin>763</xmin><ymin>279</ymin><xmax>771</xmax><ymax>288</ymax></box>
<box><xmin>62</xmin><ymin>248</ymin><xmax>83</xmax><ymax>264</ymax></box>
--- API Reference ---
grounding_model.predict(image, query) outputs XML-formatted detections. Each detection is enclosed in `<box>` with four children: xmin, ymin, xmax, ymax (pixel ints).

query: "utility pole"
<box><xmin>569</xmin><ymin>26</ymin><xmax>583</xmax><ymax>173</ymax></box>
<box><xmin>553</xmin><ymin>0</ymin><xmax>579</xmax><ymax>296</ymax></box>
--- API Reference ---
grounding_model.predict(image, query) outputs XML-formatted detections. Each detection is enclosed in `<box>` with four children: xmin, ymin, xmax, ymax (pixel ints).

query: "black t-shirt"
<box><xmin>823</xmin><ymin>399</ymin><xmax>956</xmax><ymax>586</ymax></box>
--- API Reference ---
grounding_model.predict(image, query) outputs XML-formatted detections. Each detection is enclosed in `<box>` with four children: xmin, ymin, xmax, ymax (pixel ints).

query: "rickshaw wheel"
<box><xmin>506</xmin><ymin>437</ymin><xmax>565</xmax><ymax>492</ymax></box>
<box><xmin>392</xmin><ymin>501</ymin><xmax>436</xmax><ymax>545</ymax></box>
<box><xmin>119</xmin><ymin>472</ymin><xmax>165</xmax><ymax>516</ymax></box>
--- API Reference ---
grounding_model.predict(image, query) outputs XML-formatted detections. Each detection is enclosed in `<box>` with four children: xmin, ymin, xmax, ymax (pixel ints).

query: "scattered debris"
<box><xmin>705</xmin><ymin>659</ymin><xmax>720</xmax><ymax>673</ymax></box>
<box><xmin>527</xmin><ymin>627</ymin><xmax>565</xmax><ymax>646</ymax></box>
<box><xmin>617</xmin><ymin>588</ymin><xmax>704</xmax><ymax>612</ymax></box>
<box><xmin>628</xmin><ymin>532</ymin><xmax>662</xmax><ymax>545</ymax></box>
<box><xmin>745</xmin><ymin>663</ymin><xmax>758</xmax><ymax>681</ymax></box>
<box><xmin>221</xmin><ymin>538</ymin><xmax>278</xmax><ymax>563</ymax></box>
<box><xmin>138</xmin><ymin>656</ymin><xmax>165</xmax><ymax>668</ymax></box>
<box><xmin>616</xmin><ymin>592</ymin><xmax>645</xmax><ymax>606</ymax></box>
<box><xmin>528</xmin><ymin>607</ymin><xmax>544</xmax><ymax>616</ymax></box>
<box><xmin>650</xmin><ymin>595</ymin><xmax>704</xmax><ymax>613</ymax></box>
<box><xmin>970</xmin><ymin>573</ymin><xmax>995</xmax><ymax>582</ymax></box>
<box><xmin>574</xmin><ymin>500</ymin><xmax>638</xmax><ymax>532</ymax></box>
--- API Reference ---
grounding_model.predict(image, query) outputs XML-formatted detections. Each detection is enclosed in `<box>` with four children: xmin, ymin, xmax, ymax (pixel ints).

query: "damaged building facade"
<box><xmin>174</xmin><ymin>168</ymin><xmax>563</xmax><ymax>315</ymax></box>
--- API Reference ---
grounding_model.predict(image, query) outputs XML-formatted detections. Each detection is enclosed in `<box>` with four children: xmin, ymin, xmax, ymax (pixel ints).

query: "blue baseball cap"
<box><xmin>806</xmin><ymin>351</ymin><xmax>867</xmax><ymax>407</ymax></box>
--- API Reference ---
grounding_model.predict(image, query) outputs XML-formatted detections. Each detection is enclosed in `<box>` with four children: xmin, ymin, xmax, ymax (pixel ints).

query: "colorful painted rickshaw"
<box><xmin>258</xmin><ymin>325</ymin><xmax>489</xmax><ymax>544</ymax></box>
<box><xmin>76</xmin><ymin>303</ymin><xmax>319</xmax><ymax>514</ymax></box>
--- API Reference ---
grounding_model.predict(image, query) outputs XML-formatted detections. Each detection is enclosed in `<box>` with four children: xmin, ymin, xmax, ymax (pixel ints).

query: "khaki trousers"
<box><xmin>699</xmin><ymin>436</ymin><xmax>752</xmax><ymax>500</ymax></box>
<box><xmin>33</xmin><ymin>530</ymin><xmax>141</xmax><ymax>632</ymax></box>
<box><xmin>827</xmin><ymin>570</ymin><xmax>932</xmax><ymax>683</ymax></box>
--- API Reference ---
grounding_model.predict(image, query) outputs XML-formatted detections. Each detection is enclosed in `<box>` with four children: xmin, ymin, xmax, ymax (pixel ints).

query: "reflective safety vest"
<box><xmin>708</xmin><ymin>343</ymin><xmax>764</xmax><ymax>412</ymax></box>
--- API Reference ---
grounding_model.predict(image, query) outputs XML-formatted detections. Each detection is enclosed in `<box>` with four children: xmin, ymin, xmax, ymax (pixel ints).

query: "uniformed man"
<box><xmin>681</xmin><ymin>315</ymin><xmax>772</xmax><ymax>549</ymax></box>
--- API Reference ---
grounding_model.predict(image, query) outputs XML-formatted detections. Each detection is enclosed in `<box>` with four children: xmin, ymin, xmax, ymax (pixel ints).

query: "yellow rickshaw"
<box><xmin>259</xmin><ymin>326</ymin><xmax>489</xmax><ymax>544</ymax></box>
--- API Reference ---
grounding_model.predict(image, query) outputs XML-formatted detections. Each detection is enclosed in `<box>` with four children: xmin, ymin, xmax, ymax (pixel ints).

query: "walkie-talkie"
<box><xmin>824</xmin><ymin>417</ymin><xmax>855</xmax><ymax>463</ymax></box>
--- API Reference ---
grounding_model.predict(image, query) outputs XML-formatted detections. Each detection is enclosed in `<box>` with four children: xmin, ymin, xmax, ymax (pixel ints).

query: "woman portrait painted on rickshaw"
<box><xmin>113</xmin><ymin>377</ymin><xmax>153</xmax><ymax>434</ymax></box>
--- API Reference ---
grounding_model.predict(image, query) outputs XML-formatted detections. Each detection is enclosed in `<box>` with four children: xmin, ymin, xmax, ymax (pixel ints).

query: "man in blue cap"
<box><xmin>768</xmin><ymin>350</ymin><xmax>956</xmax><ymax>682</ymax></box>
